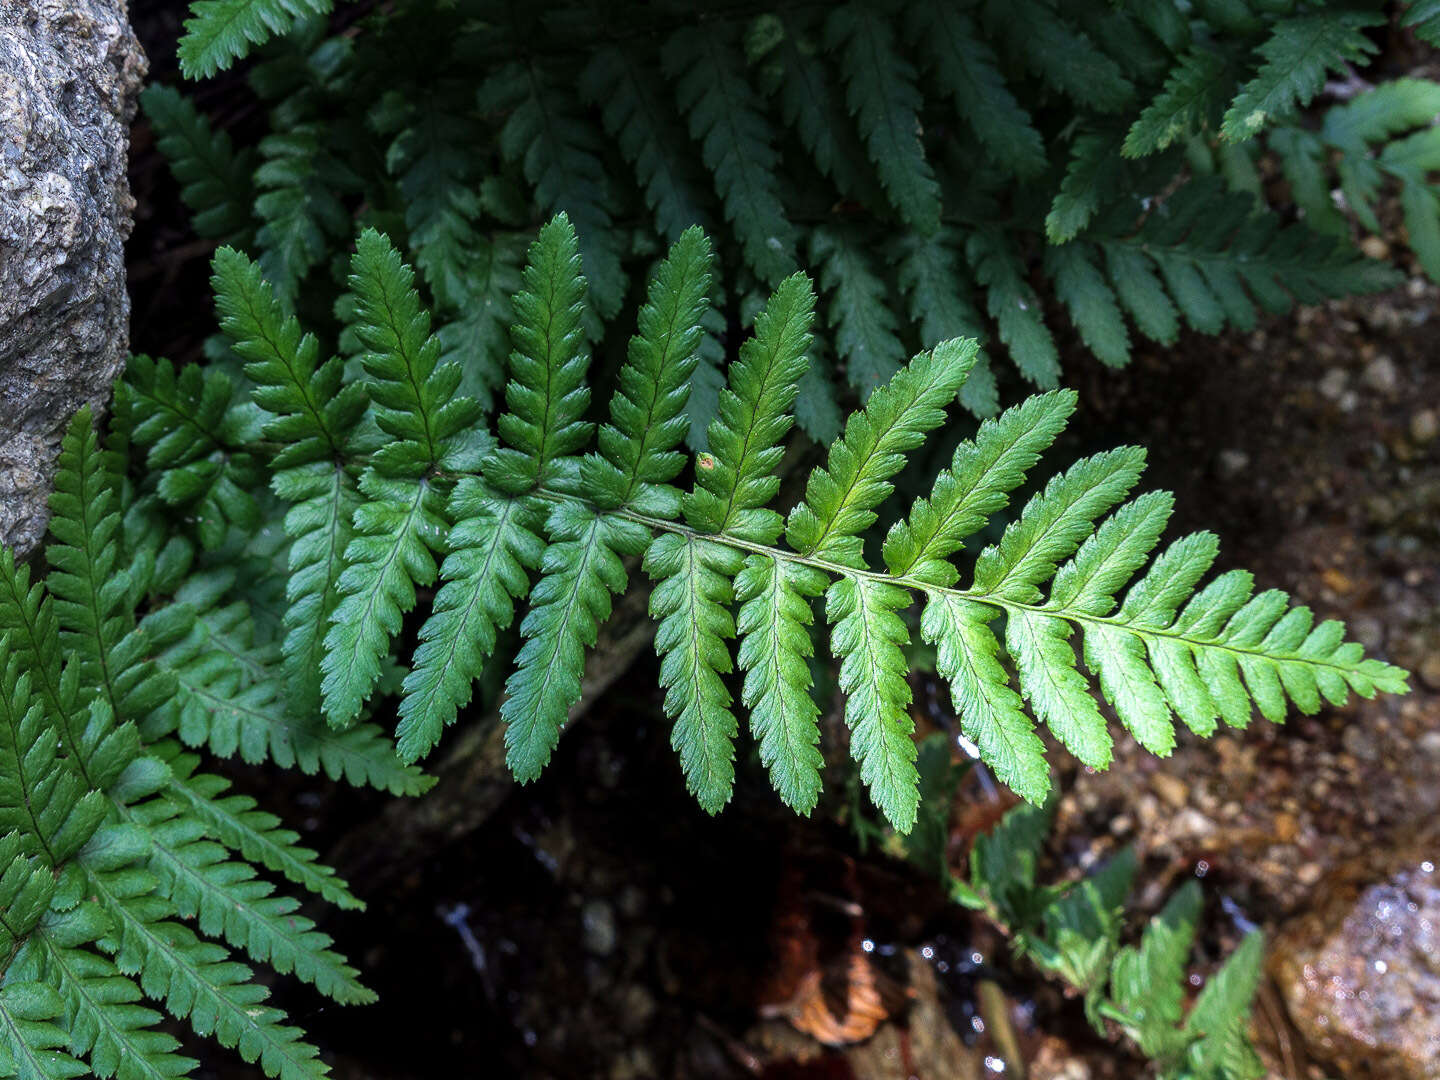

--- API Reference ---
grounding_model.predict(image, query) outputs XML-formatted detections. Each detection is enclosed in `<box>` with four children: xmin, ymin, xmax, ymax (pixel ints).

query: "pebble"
<box><xmin>1410</xmin><ymin>408</ymin><xmax>1438</xmax><ymax>445</ymax></box>
<box><xmin>1319</xmin><ymin>367</ymin><xmax>1349</xmax><ymax>401</ymax></box>
<box><xmin>1419</xmin><ymin>653</ymin><xmax>1440</xmax><ymax>692</ymax></box>
<box><xmin>1360</xmin><ymin>235</ymin><xmax>1391</xmax><ymax>260</ymax></box>
<box><xmin>1215</xmin><ymin>448</ymin><xmax>1250</xmax><ymax>477</ymax></box>
<box><xmin>1362</xmin><ymin>354</ymin><xmax>1399</xmax><ymax>394</ymax></box>
<box><xmin>581</xmin><ymin>899</ymin><xmax>617</xmax><ymax>956</ymax></box>
<box><xmin>1150</xmin><ymin>772</ymin><xmax>1190</xmax><ymax>810</ymax></box>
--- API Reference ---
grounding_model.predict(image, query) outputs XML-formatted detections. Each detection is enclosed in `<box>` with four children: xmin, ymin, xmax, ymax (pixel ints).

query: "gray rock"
<box><xmin>0</xmin><ymin>0</ymin><xmax>145</xmax><ymax>557</ymax></box>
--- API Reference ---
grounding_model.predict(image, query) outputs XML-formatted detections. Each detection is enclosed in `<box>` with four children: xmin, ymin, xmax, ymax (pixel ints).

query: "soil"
<box><xmin>123</xmin><ymin>9</ymin><xmax>1439</xmax><ymax>1080</ymax></box>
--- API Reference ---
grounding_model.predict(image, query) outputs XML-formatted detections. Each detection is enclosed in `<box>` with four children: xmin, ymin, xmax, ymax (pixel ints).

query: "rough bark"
<box><xmin>0</xmin><ymin>0</ymin><xmax>145</xmax><ymax>557</ymax></box>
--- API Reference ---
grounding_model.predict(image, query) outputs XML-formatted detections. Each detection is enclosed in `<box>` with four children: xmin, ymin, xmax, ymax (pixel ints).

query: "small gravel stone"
<box><xmin>1410</xmin><ymin>408</ymin><xmax>1439</xmax><ymax>445</ymax></box>
<box><xmin>1362</xmin><ymin>354</ymin><xmax>1399</xmax><ymax>394</ymax></box>
<box><xmin>581</xmin><ymin>899</ymin><xmax>617</xmax><ymax>956</ymax></box>
<box><xmin>1216</xmin><ymin>448</ymin><xmax>1250</xmax><ymax>477</ymax></box>
<box><xmin>1319</xmin><ymin>368</ymin><xmax>1350</xmax><ymax>401</ymax></box>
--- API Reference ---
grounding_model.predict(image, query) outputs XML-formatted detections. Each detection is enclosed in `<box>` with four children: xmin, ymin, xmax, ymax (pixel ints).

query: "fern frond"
<box><xmin>580</xmin><ymin>47</ymin><xmax>714</xmax><ymax>242</ymax></box>
<box><xmin>487</xmin><ymin>216</ymin><xmax>593</xmax><ymax>495</ymax></box>
<box><xmin>581</xmin><ymin>228</ymin><xmax>714</xmax><ymax>516</ymax></box>
<box><xmin>1403</xmin><ymin>0</ymin><xmax>1440</xmax><ymax>44</ymax></box>
<box><xmin>1110</xmin><ymin>881</ymin><xmax>1201</xmax><ymax>1058</ymax></box>
<box><xmin>0</xmin><ymin>644</ymin><xmax>107</xmax><ymax>864</ymax></box>
<box><xmin>501</xmin><ymin>502</ymin><xmax>649</xmax><ymax>780</ymax></box>
<box><xmin>397</xmin><ymin>482</ymin><xmax>544</xmax><ymax>762</ymax></box>
<box><xmin>824</xmin><ymin>3</ymin><xmax>940</xmax><ymax>233</ymax></box>
<box><xmin>985</xmin><ymin>0</ymin><xmax>1135</xmax><ymax>112</ymax></box>
<box><xmin>122</xmin><ymin>356</ymin><xmax>261</xmax><ymax>550</ymax></box>
<box><xmin>1124</xmin><ymin>48</ymin><xmax>1233</xmax><ymax>157</ymax></box>
<box><xmin>1047</xmin><ymin>243</ymin><xmax>1131</xmax><ymax>369</ymax></box>
<box><xmin>788</xmin><ymin>340</ymin><xmax>977</xmax><ymax>826</ymax></box>
<box><xmin>1046</xmin><ymin>128</ymin><xmax>1127</xmax><ymax>244</ymax></box>
<box><xmin>156</xmin><ymin>745</ymin><xmax>361</xmax><ymax>909</ymax></box>
<box><xmin>480</xmin><ymin>63</ymin><xmax>627</xmax><ymax>320</ymax></box>
<box><xmin>117</xmin><ymin>796</ymin><xmax>371</xmax><ymax>1004</ymax></box>
<box><xmin>47</xmin><ymin>410</ymin><xmax>173</xmax><ymax>728</ymax></box>
<box><xmin>967</xmin><ymin>229</ymin><xmax>1061</xmax><ymax>387</ymax></box>
<box><xmin>84</xmin><ymin>853</ymin><xmax>329</xmax><ymax>1080</ymax></box>
<box><xmin>664</xmin><ymin>26</ymin><xmax>796</xmax><ymax>285</ymax></box>
<box><xmin>253</xmin><ymin>126</ymin><xmax>356</xmax><ymax>302</ymax></box>
<box><xmin>747</xmin><ymin>13</ymin><xmax>874</xmax><ymax>200</ymax></box>
<box><xmin>139</xmin><ymin>85</ymin><xmax>255</xmax><ymax>244</ymax></box>
<box><xmin>143</xmin><ymin>576</ymin><xmax>426</xmax><ymax>793</ymax></box>
<box><xmin>213</xmin><ymin>247</ymin><xmax>368</xmax><ymax>713</ymax></box>
<box><xmin>645</xmin><ymin>535</ymin><xmax>741</xmax><ymax>812</ymax></box>
<box><xmin>909</xmin><ymin>5</ymin><xmax>1045</xmax><ymax>177</ymax></box>
<box><xmin>1221</xmin><ymin>9</ymin><xmax>1383</xmax><ymax>141</ymax></box>
<box><xmin>809</xmin><ymin>226</ymin><xmax>905</xmax><ymax>397</ymax></box>
<box><xmin>891</xmin><ymin>229</ymin><xmax>995</xmax><ymax>417</ymax></box>
<box><xmin>13</xmin><ymin>870</ymin><xmax>196</xmax><ymax>1080</ymax></box>
<box><xmin>788</xmin><ymin>340</ymin><xmax>978</xmax><ymax>567</ymax></box>
<box><xmin>320</xmin><ymin>473</ymin><xmax>445</xmax><ymax>726</ymax></box>
<box><xmin>178</xmin><ymin>0</ymin><xmax>333</xmax><ymax>79</ymax></box>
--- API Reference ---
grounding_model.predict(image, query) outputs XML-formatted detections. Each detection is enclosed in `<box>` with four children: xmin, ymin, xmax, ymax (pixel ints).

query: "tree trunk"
<box><xmin>0</xmin><ymin>0</ymin><xmax>145</xmax><ymax>557</ymax></box>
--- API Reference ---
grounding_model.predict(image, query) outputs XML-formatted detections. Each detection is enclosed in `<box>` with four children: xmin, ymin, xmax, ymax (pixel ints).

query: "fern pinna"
<box><xmin>0</xmin><ymin>401</ymin><xmax>434</xmax><ymax>1078</ymax></box>
<box><xmin>955</xmin><ymin>801</ymin><xmax>1266</xmax><ymax>1080</ymax></box>
<box><xmin>150</xmin><ymin>0</ymin><xmax>1419</xmax><ymax>445</ymax></box>
<box><xmin>188</xmin><ymin>214</ymin><xmax>1405</xmax><ymax>836</ymax></box>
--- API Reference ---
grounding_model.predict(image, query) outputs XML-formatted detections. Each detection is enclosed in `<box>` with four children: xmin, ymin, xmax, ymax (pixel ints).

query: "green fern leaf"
<box><xmin>735</xmin><ymin>556</ymin><xmax>827</xmax><ymax>814</ymax></box>
<box><xmin>986</xmin><ymin>0</ymin><xmax>1135</xmax><ymax>112</ymax></box>
<box><xmin>664</xmin><ymin>26</ymin><xmax>796</xmax><ymax>285</ymax></box>
<box><xmin>1047</xmin><ymin>129</ymin><xmax>1127</xmax><ymax>244</ymax></box>
<box><xmin>885</xmin><ymin>390</ymin><xmax>1078</xmax><ymax>587</ymax></box>
<box><xmin>890</xmin><ymin>228</ymin><xmax>995</xmax><ymax>416</ymax></box>
<box><xmin>84</xmin><ymin>855</ymin><xmax>329</xmax><ymax>1080</ymax></box>
<box><xmin>1125</xmin><ymin>48</ymin><xmax>1233</xmax><ymax>157</ymax></box>
<box><xmin>967</xmin><ymin>229</ymin><xmax>1061</xmax><ymax>387</ymax></box>
<box><xmin>19</xmin><ymin>894</ymin><xmax>195</xmax><ymax>1080</ymax></box>
<box><xmin>0</xmin><ymin>644</ymin><xmax>107</xmax><ymax>864</ymax></box>
<box><xmin>580</xmin><ymin>47</ymin><xmax>714</xmax><ymax>241</ymax></box>
<box><xmin>809</xmin><ymin>226</ymin><xmax>905</xmax><ymax>397</ymax></box>
<box><xmin>177</xmin><ymin>0</ymin><xmax>333</xmax><ymax>78</ymax></box>
<box><xmin>1221</xmin><ymin>9</ymin><xmax>1383</xmax><ymax>141</ymax></box>
<box><xmin>1047</xmin><ymin>244</ymin><xmax>1131</xmax><ymax>369</ymax></box>
<box><xmin>921</xmin><ymin>595</ymin><xmax>1048</xmax><ymax>803</ymax></box>
<box><xmin>117</xmin><ymin>797</ymin><xmax>372</xmax><ymax>1004</ymax></box>
<box><xmin>156</xmin><ymin>746</ymin><xmax>361</xmax><ymax>909</ymax></box>
<box><xmin>480</xmin><ymin>64</ymin><xmax>627</xmax><ymax>320</ymax></box>
<box><xmin>581</xmin><ymin>228</ymin><xmax>714</xmax><ymax>516</ymax></box>
<box><xmin>139</xmin><ymin>85</ymin><xmax>255</xmax><ymax>243</ymax></box>
<box><xmin>212</xmin><ymin>246</ymin><xmax>368</xmax><ymax>712</ymax></box>
<box><xmin>824</xmin><ymin>3</ymin><xmax>940</xmax><ymax>232</ymax></box>
<box><xmin>47</xmin><ymin>409</ymin><xmax>173</xmax><ymax>728</ymax></box>
<box><xmin>346</xmin><ymin>229</ymin><xmax>483</xmax><ymax>474</ymax></box>
<box><xmin>320</xmin><ymin>474</ymin><xmax>445</xmax><ymax>726</ymax></box>
<box><xmin>253</xmin><ymin>126</ymin><xmax>356</xmax><ymax>302</ymax></box>
<box><xmin>788</xmin><ymin>339</ymin><xmax>979</xmax><ymax>567</ymax></box>
<box><xmin>828</xmin><ymin>576</ymin><xmax>917</xmax><ymax>829</ymax></box>
<box><xmin>909</xmin><ymin>5</ymin><xmax>1046</xmax><ymax>177</ymax></box>
<box><xmin>487</xmin><ymin>216</ymin><xmax>593</xmax><ymax>496</ymax></box>
<box><xmin>645</xmin><ymin>535</ymin><xmax>741</xmax><ymax>813</ymax></box>
<box><xmin>398</xmin><ymin>483</ymin><xmax>545</xmax><ymax>762</ymax></box>
<box><xmin>747</xmin><ymin>13</ymin><xmax>875</xmax><ymax>201</ymax></box>
<box><xmin>1111</xmin><ymin>880</ymin><xmax>1202</xmax><ymax>1058</ymax></box>
<box><xmin>501</xmin><ymin>502</ymin><xmax>649</xmax><ymax>781</ymax></box>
